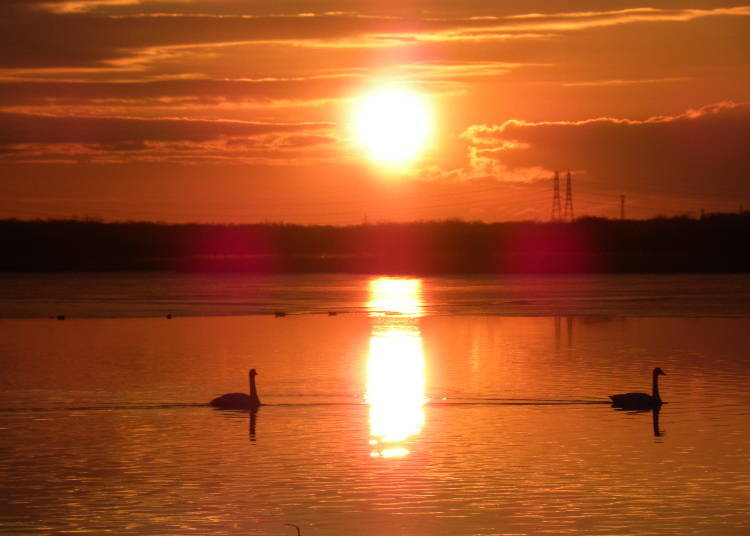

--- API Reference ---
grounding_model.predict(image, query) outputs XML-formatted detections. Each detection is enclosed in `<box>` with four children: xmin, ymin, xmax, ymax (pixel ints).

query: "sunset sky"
<box><xmin>1</xmin><ymin>0</ymin><xmax>748</xmax><ymax>224</ymax></box>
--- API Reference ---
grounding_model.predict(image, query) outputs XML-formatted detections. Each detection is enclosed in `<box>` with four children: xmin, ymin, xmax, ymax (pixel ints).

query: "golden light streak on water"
<box><xmin>366</xmin><ymin>277</ymin><xmax>424</xmax><ymax>317</ymax></box>
<box><xmin>366</xmin><ymin>278</ymin><xmax>426</xmax><ymax>458</ymax></box>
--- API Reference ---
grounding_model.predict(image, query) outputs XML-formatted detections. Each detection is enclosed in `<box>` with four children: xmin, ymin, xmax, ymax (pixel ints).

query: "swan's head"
<box><xmin>249</xmin><ymin>368</ymin><xmax>258</xmax><ymax>377</ymax></box>
<box><xmin>654</xmin><ymin>367</ymin><xmax>666</xmax><ymax>376</ymax></box>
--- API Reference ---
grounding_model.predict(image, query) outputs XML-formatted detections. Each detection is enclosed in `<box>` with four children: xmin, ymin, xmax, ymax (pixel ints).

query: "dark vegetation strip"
<box><xmin>1</xmin><ymin>214</ymin><xmax>749</xmax><ymax>274</ymax></box>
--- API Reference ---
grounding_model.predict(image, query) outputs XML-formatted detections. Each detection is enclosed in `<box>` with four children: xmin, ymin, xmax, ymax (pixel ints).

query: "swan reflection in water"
<box><xmin>366</xmin><ymin>278</ymin><xmax>427</xmax><ymax>458</ymax></box>
<box><xmin>652</xmin><ymin>405</ymin><xmax>664</xmax><ymax>437</ymax></box>
<box><xmin>612</xmin><ymin>405</ymin><xmax>665</xmax><ymax>438</ymax></box>
<box><xmin>249</xmin><ymin>407</ymin><xmax>258</xmax><ymax>441</ymax></box>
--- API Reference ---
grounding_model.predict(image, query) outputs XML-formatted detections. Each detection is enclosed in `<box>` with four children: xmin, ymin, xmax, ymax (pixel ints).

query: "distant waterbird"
<box><xmin>286</xmin><ymin>524</ymin><xmax>301</xmax><ymax>536</ymax></box>
<box><xmin>610</xmin><ymin>367</ymin><xmax>666</xmax><ymax>409</ymax></box>
<box><xmin>274</xmin><ymin>311</ymin><xmax>287</xmax><ymax>317</ymax></box>
<box><xmin>209</xmin><ymin>368</ymin><xmax>261</xmax><ymax>409</ymax></box>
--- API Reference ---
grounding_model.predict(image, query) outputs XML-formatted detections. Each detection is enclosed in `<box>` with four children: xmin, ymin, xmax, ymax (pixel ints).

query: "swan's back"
<box><xmin>210</xmin><ymin>392</ymin><xmax>253</xmax><ymax>409</ymax></box>
<box><xmin>610</xmin><ymin>392</ymin><xmax>657</xmax><ymax>409</ymax></box>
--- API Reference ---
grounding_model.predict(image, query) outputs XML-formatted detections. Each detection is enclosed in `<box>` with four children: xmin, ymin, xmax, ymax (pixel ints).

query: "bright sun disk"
<box><xmin>354</xmin><ymin>89</ymin><xmax>431</xmax><ymax>165</ymax></box>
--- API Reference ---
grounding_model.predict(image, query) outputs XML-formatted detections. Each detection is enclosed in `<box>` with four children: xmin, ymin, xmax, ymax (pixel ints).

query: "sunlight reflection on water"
<box><xmin>366</xmin><ymin>278</ymin><xmax>427</xmax><ymax>457</ymax></box>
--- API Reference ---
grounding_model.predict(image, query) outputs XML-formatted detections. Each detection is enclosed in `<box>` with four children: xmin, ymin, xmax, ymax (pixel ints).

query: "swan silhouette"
<box><xmin>610</xmin><ymin>367</ymin><xmax>666</xmax><ymax>409</ymax></box>
<box><xmin>210</xmin><ymin>368</ymin><xmax>261</xmax><ymax>409</ymax></box>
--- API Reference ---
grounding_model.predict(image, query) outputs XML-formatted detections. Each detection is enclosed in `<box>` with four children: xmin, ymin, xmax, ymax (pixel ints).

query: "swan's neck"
<box><xmin>249</xmin><ymin>374</ymin><xmax>261</xmax><ymax>406</ymax></box>
<box><xmin>652</xmin><ymin>372</ymin><xmax>661</xmax><ymax>401</ymax></box>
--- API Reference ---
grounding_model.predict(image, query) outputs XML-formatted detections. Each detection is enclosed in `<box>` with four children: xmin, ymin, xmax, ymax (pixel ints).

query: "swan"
<box><xmin>610</xmin><ymin>367</ymin><xmax>665</xmax><ymax>409</ymax></box>
<box><xmin>210</xmin><ymin>368</ymin><xmax>261</xmax><ymax>409</ymax></box>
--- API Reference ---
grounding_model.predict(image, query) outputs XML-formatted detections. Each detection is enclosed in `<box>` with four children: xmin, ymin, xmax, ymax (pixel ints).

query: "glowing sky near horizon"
<box><xmin>0</xmin><ymin>1</ymin><xmax>748</xmax><ymax>223</ymax></box>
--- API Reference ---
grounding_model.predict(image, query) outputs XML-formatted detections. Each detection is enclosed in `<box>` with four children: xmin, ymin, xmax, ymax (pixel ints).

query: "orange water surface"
<box><xmin>1</xmin><ymin>276</ymin><xmax>749</xmax><ymax>535</ymax></box>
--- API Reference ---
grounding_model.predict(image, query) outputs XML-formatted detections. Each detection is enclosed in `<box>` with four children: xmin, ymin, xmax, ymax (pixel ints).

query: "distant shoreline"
<box><xmin>2</xmin><ymin>215</ymin><xmax>749</xmax><ymax>274</ymax></box>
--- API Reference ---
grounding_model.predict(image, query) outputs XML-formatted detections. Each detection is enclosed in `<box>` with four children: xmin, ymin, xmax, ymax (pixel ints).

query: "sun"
<box><xmin>353</xmin><ymin>88</ymin><xmax>431</xmax><ymax>166</ymax></box>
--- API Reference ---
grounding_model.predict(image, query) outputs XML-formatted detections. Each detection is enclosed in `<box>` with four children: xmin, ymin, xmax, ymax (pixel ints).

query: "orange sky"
<box><xmin>1</xmin><ymin>0</ymin><xmax>748</xmax><ymax>223</ymax></box>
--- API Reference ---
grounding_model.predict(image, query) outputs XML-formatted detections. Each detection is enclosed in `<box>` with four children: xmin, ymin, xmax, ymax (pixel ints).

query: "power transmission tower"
<box><xmin>563</xmin><ymin>170</ymin><xmax>574</xmax><ymax>221</ymax></box>
<box><xmin>551</xmin><ymin>171</ymin><xmax>562</xmax><ymax>222</ymax></box>
<box><xmin>620</xmin><ymin>195</ymin><xmax>625</xmax><ymax>220</ymax></box>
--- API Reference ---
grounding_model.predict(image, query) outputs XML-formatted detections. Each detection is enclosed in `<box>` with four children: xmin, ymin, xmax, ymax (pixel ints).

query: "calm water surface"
<box><xmin>1</xmin><ymin>274</ymin><xmax>749</xmax><ymax>535</ymax></box>
<box><xmin>2</xmin><ymin>272</ymin><xmax>750</xmax><ymax>318</ymax></box>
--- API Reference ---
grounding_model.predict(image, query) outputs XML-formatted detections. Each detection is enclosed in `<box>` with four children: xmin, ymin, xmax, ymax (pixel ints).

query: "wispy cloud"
<box><xmin>0</xmin><ymin>111</ymin><xmax>342</xmax><ymax>164</ymax></box>
<box><xmin>561</xmin><ymin>77</ymin><xmax>691</xmax><ymax>87</ymax></box>
<box><xmin>37</xmin><ymin>0</ymin><xmax>147</xmax><ymax>13</ymax></box>
<box><xmin>4</xmin><ymin>6</ymin><xmax>748</xmax><ymax>70</ymax></box>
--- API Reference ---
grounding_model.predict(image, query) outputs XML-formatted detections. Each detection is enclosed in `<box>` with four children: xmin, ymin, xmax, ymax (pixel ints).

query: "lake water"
<box><xmin>1</xmin><ymin>274</ymin><xmax>749</xmax><ymax>535</ymax></box>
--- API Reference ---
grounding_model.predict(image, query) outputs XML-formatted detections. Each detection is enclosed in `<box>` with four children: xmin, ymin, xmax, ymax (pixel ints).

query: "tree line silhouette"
<box><xmin>1</xmin><ymin>214</ymin><xmax>749</xmax><ymax>273</ymax></box>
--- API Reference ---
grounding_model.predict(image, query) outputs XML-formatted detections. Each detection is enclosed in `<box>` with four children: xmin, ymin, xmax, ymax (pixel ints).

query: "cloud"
<box><xmin>2</xmin><ymin>5</ymin><xmax>748</xmax><ymax>68</ymax></box>
<box><xmin>0</xmin><ymin>77</ymin><xmax>362</xmax><ymax>106</ymax></box>
<box><xmin>35</xmin><ymin>1</ymin><xmax>187</xmax><ymax>14</ymax></box>
<box><xmin>560</xmin><ymin>77</ymin><xmax>691</xmax><ymax>87</ymax></box>
<box><xmin>0</xmin><ymin>111</ymin><xmax>340</xmax><ymax>163</ymax></box>
<box><xmin>0</xmin><ymin>112</ymin><xmax>330</xmax><ymax>144</ymax></box>
<box><xmin>460</xmin><ymin>102</ymin><xmax>750</xmax><ymax>196</ymax></box>
<box><xmin>0</xmin><ymin>66</ymin><xmax>474</xmax><ymax>108</ymax></box>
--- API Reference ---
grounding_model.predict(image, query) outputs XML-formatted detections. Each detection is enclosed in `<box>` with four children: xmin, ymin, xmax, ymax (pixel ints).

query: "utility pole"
<box><xmin>551</xmin><ymin>171</ymin><xmax>562</xmax><ymax>222</ymax></box>
<box><xmin>620</xmin><ymin>195</ymin><xmax>625</xmax><ymax>220</ymax></box>
<box><xmin>563</xmin><ymin>170</ymin><xmax>574</xmax><ymax>222</ymax></box>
